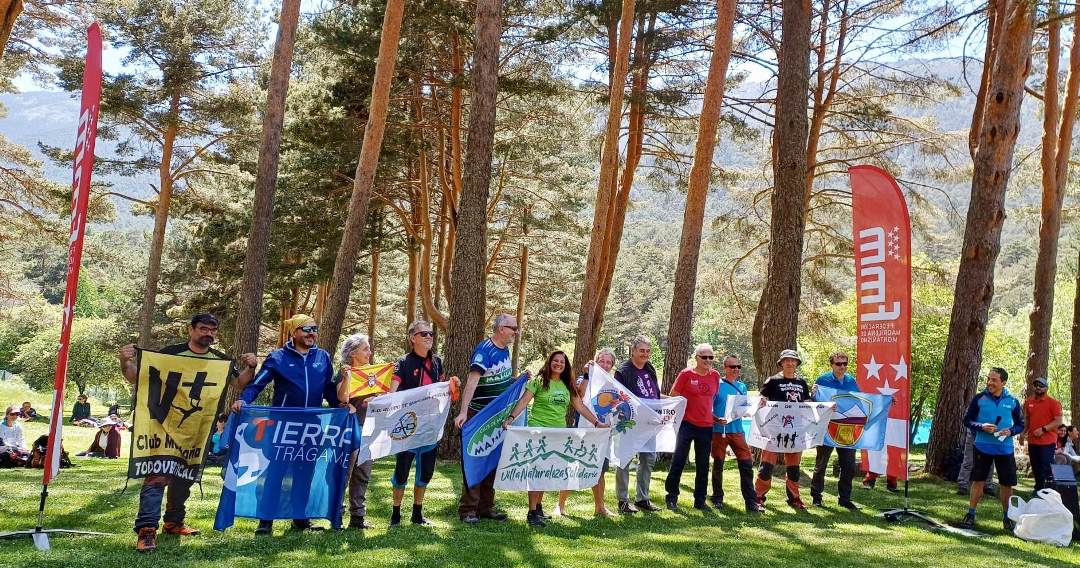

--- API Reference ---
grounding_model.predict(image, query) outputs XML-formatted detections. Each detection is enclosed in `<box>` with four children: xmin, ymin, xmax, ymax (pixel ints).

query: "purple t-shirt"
<box><xmin>615</xmin><ymin>361</ymin><xmax>660</xmax><ymax>400</ymax></box>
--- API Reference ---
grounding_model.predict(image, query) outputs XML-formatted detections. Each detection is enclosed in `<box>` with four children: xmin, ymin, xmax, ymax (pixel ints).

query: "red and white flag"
<box><xmin>43</xmin><ymin>23</ymin><xmax>103</xmax><ymax>485</ymax></box>
<box><xmin>849</xmin><ymin>165</ymin><xmax>912</xmax><ymax>481</ymax></box>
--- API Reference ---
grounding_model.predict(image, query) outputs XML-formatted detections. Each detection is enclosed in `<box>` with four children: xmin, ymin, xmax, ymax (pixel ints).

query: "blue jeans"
<box><xmin>1029</xmin><ymin>443</ymin><xmax>1056</xmax><ymax>492</ymax></box>
<box><xmin>134</xmin><ymin>474</ymin><xmax>193</xmax><ymax>531</ymax></box>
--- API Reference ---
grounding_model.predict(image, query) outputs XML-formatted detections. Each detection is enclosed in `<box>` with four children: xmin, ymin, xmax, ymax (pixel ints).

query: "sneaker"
<box><xmin>550</xmin><ymin>505</ymin><xmax>563</xmax><ymax>518</ymax></box>
<box><xmin>709</xmin><ymin>495</ymin><xmax>724</xmax><ymax>508</ymax></box>
<box><xmin>787</xmin><ymin>497</ymin><xmax>808</xmax><ymax>510</ymax></box>
<box><xmin>389</xmin><ymin>514</ymin><xmax>402</xmax><ymax>527</ymax></box>
<box><xmin>536</xmin><ymin>504</ymin><xmax>549</xmax><ymax>520</ymax></box>
<box><xmin>984</xmin><ymin>485</ymin><xmax>998</xmax><ymax>497</ymax></box>
<box><xmin>1003</xmin><ymin>517</ymin><xmax>1015</xmax><ymax>532</ymax></box>
<box><xmin>746</xmin><ymin>501</ymin><xmax>764</xmax><ymax>514</ymax></box>
<box><xmin>479</xmin><ymin>511</ymin><xmax>508</xmax><ymax>522</ymax></box>
<box><xmin>956</xmin><ymin>512</ymin><xmax>976</xmax><ymax>530</ymax></box>
<box><xmin>839</xmin><ymin>501</ymin><xmax>860</xmax><ymax>511</ymax></box>
<box><xmin>665</xmin><ymin>497</ymin><xmax>679</xmax><ymax>512</ymax></box>
<box><xmin>255</xmin><ymin>520</ymin><xmax>273</xmax><ymax>535</ymax></box>
<box><xmin>955</xmin><ymin>486</ymin><xmax>969</xmax><ymax>496</ymax></box>
<box><xmin>135</xmin><ymin>527</ymin><xmax>157</xmax><ymax>552</ymax></box>
<box><xmin>526</xmin><ymin>510</ymin><xmax>546</xmax><ymax>527</ymax></box>
<box><xmin>618</xmin><ymin>501</ymin><xmax>638</xmax><ymax>514</ymax></box>
<box><xmin>693</xmin><ymin>501</ymin><xmax>710</xmax><ymax>511</ymax></box>
<box><xmin>460</xmin><ymin>513</ymin><xmax>480</xmax><ymax>525</ymax></box>
<box><xmin>411</xmin><ymin>515</ymin><xmax>432</xmax><ymax>526</ymax></box>
<box><xmin>162</xmin><ymin>522</ymin><xmax>200</xmax><ymax>536</ymax></box>
<box><xmin>811</xmin><ymin>496</ymin><xmax>823</xmax><ymax>507</ymax></box>
<box><xmin>348</xmin><ymin>515</ymin><xmax>373</xmax><ymax>530</ymax></box>
<box><xmin>291</xmin><ymin>520</ymin><xmax>324</xmax><ymax>532</ymax></box>
<box><xmin>636</xmin><ymin>499</ymin><xmax>661</xmax><ymax>512</ymax></box>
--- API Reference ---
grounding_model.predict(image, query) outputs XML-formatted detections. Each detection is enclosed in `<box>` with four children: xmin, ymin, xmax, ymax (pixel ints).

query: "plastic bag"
<box><xmin>1012</xmin><ymin>489</ymin><xmax>1074</xmax><ymax>547</ymax></box>
<box><xmin>1007</xmin><ymin>495</ymin><xmax>1026</xmax><ymax>522</ymax></box>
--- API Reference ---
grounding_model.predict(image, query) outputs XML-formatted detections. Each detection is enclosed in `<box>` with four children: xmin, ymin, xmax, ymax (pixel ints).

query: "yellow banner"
<box><xmin>128</xmin><ymin>350</ymin><xmax>232</xmax><ymax>481</ymax></box>
<box><xmin>347</xmin><ymin>363</ymin><xmax>394</xmax><ymax>398</ymax></box>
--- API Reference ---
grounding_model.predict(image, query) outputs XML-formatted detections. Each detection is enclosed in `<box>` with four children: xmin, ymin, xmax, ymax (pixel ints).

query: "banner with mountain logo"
<box><xmin>747</xmin><ymin>401</ymin><xmax>835</xmax><ymax>452</ymax></box>
<box><xmin>494</xmin><ymin>427</ymin><xmax>612</xmax><ymax>491</ymax></box>
<box><xmin>461</xmin><ymin>374</ymin><xmax>528</xmax><ymax>487</ymax></box>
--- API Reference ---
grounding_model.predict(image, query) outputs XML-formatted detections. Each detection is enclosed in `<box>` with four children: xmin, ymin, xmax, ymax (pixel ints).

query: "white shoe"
<box><xmin>551</xmin><ymin>505</ymin><xmax>563</xmax><ymax>517</ymax></box>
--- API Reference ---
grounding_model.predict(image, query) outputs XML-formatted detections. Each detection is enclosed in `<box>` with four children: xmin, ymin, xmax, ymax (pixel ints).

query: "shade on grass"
<box><xmin>0</xmin><ymin>420</ymin><xmax>1076</xmax><ymax>567</ymax></box>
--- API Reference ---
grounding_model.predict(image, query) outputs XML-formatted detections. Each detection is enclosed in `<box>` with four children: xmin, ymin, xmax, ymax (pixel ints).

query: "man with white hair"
<box><xmin>455</xmin><ymin>313</ymin><xmax>519</xmax><ymax>524</ymax></box>
<box><xmin>614</xmin><ymin>335</ymin><xmax>662</xmax><ymax>513</ymax></box>
<box><xmin>664</xmin><ymin>343</ymin><xmax>721</xmax><ymax>511</ymax></box>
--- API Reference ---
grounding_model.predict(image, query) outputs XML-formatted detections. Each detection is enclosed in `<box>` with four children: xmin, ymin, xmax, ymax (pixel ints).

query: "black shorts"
<box><xmin>972</xmin><ymin>448</ymin><xmax>1017</xmax><ymax>487</ymax></box>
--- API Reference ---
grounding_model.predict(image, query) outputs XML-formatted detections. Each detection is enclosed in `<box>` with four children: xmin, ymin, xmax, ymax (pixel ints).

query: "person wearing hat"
<box><xmin>1021</xmin><ymin>376</ymin><xmax>1062</xmax><ymax>493</ymax></box>
<box><xmin>754</xmin><ymin>349</ymin><xmax>812</xmax><ymax>511</ymax></box>
<box><xmin>77</xmin><ymin>417</ymin><xmax>122</xmax><ymax>458</ymax></box>
<box><xmin>234</xmin><ymin>313</ymin><xmax>341</xmax><ymax>535</ymax></box>
<box><xmin>119</xmin><ymin>313</ymin><xmax>257</xmax><ymax>552</ymax></box>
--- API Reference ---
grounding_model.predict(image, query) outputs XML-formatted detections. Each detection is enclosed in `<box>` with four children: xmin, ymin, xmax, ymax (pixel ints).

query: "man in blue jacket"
<box><xmin>232</xmin><ymin>314</ymin><xmax>341</xmax><ymax>535</ymax></box>
<box><xmin>956</xmin><ymin>367</ymin><xmax>1024</xmax><ymax>531</ymax></box>
<box><xmin>810</xmin><ymin>351</ymin><xmax>859</xmax><ymax>510</ymax></box>
<box><xmin>710</xmin><ymin>355</ymin><xmax>757</xmax><ymax>513</ymax></box>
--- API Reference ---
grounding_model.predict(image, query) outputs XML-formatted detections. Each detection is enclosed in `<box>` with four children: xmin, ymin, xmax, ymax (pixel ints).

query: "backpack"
<box><xmin>27</xmin><ymin>435</ymin><xmax>73</xmax><ymax>469</ymax></box>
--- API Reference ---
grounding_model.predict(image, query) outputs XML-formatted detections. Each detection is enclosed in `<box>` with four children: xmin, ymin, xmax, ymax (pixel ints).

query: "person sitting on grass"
<box><xmin>18</xmin><ymin>401</ymin><xmax>39</xmax><ymax>421</ymax></box>
<box><xmin>1054</xmin><ymin>425</ymin><xmax>1080</xmax><ymax>475</ymax></box>
<box><xmin>77</xmin><ymin>417</ymin><xmax>122</xmax><ymax>458</ymax></box>
<box><xmin>501</xmin><ymin>350</ymin><xmax>608</xmax><ymax>527</ymax></box>
<box><xmin>0</xmin><ymin>405</ymin><xmax>29</xmax><ymax>466</ymax></box>
<box><xmin>71</xmin><ymin>394</ymin><xmax>92</xmax><ymax>424</ymax></box>
<box><xmin>204</xmin><ymin>414</ymin><xmax>229</xmax><ymax>468</ymax></box>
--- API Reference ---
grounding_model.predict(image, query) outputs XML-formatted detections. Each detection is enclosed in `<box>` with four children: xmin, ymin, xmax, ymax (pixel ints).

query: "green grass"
<box><xmin>1</xmin><ymin>384</ymin><xmax>1077</xmax><ymax>566</ymax></box>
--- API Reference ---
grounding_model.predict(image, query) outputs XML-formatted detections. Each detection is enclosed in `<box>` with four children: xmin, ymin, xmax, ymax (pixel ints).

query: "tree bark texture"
<box><xmin>661</xmin><ymin>0</ymin><xmax>736</xmax><ymax>390</ymax></box>
<box><xmin>512</xmin><ymin>208</ymin><xmax>530</xmax><ymax>373</ymax></box>
<box><xmin>320</xmin><ymin>0</ymin><xmax>406</xmax><ymax>355</ymax></box>
<box><xmin>0</xmin><ymin>0</ymin><xmax>22</xmax><ymax>61</ymax></box>
<box><xmin>926</xmin><ymin>0</ymin><xmax>1035</xmax><ymax>476</ymax></box>
<box><xmin>752</xmin><ymin>0</ymin><xmax>812</xmax><ymax>378</ymax></box>
<box><xmin>231</xmin><ymin>0</ymin><xmax>302</xmax><ymax>357</ymax></box>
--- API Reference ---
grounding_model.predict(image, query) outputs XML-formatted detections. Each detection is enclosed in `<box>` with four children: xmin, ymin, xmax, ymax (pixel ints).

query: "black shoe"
<box><xmin>746</xmin><ymin>501</ymin><xmax>764</xmax><ymax>514</ymax></box>
<box><xmin>984</xmin><ymin>485</ymin><xmax>998</xmax><ymax>497</ymax></box>
<box><xmin>389</xmin><ymin>513</ymin><xmax>402</xmax><ymax>527</ymax></box>
<box><xmin>709</xmin><ymin>495</ymin><xmax>724</xmax><ymax>508</ymax></box>
<box><xmin>956</xmin><ymin>512</ymin><xmax>976</xmax><ymax>530</ymax></box>
<box><xmin>618</xmin><ymin>501</ymin><xmax>638</xmax><ymax>514</ymax></box>
<box><xmin>811</xmin><ymin>496</ymin><xmax>823</xmax><ymax>507</ymax></box>
<box><xmin>411</xmin><ymin>516</ymin><xmax>432</xmax><ymax>526</ymax></box>
<box><xmin>291</xmin><ymin>520</ymin><xmax>324</xmax><ymax>532</ymax></box>
<box><xmin>693</xmin><ymin>501</ymin><xmax>710</xmax><ymax>511</ymax></box>
<box><xmin>955</xmin><ymin>486</ymin><xmax>969</xmax><ymax>496</ymax></box>
<box><xmin>1003</xmin><ymin>517</ymin><xmax>1015</xmax><ymax>532</ymax></box>
<box><xmin>838</xmin><ymin>501</ymin><xmax>860</xmax><ymax>511</ymax></box>
<box><xmin>526</xmin><ymin>510</ymin><xmax>546</xmax><ymax>527</ymax></box>
<box><xmin>636</xmin><ymin>499</ymin><xmax>661</xmax><ymax>512</ymax></box>
<box><xmin>348</xmin><ymin>515</ymin><xmax>372</xmax><ymax>530</ymax></box>
<box><xmin>665</xmin><ymin>497</ymin><xmax>679</xmax><ymax>512</ymax></box>
<box><xmin>255</xmin><ymin>520</ymin><xmax>273</xmax><ymax>535</ymax></box>
<box><xmin>479</xmin><ymin>511</ymin><xmax>508</xmax><ymax>522</ymax></box>
<box><xmin>536</xmin><ymin>504</ymin><xmax>548</xmax><ymax>520</ymax></box>
<box><xmin>460</xmin><ymin>513</ymin><xmax>480</xmax><ymax>525</ymax></box>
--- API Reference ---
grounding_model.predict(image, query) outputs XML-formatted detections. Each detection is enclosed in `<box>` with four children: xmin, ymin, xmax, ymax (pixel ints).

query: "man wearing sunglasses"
<box><xmin>1022</xmin><ymin>377</ymin><xmax>1062</xmax><ymax>494</ymax></box>
<box><xmin>810</xmin><ymin>351</ymin><xmax>860</xmax><ymax>510</ymax></box>
<box><xmin>664</xmin><ymin>343</ymin><xmax>721</xmax><ymax>511</ymax></box>
<box><xmin>234</xmin><ymin>313</ymin><xmax>340</xmax><ymax>535</ymax></box>
<box><xmin>710</xmin><ymin>355</ymin><xmax>757</xmax><ymax>512</ymax></box>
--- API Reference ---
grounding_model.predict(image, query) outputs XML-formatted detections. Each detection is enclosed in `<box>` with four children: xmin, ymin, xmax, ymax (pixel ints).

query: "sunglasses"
<box><xmin>697</xmin><ymin>355</ymin><xmax>714</xmax><ymax>360</ymax></box>
<box><xmin>833</xmin><ymin>362</ymin><xmax>849</xmax><ymax>366</ymax></box>
<box><xmin>299</xmin><ymin>325</ymin><xmax>319</xmax><ymax>333</ymax></box>
<box><xmin>502</xmin><ymin>325</ymin><xmax>519</xmax><ymax>332</ymax></box>
<box><xmin>725</xmin><ymin>364</ymin><xmax>742</xmax><ymax>369</ymax></box>
<box><xmin>413</xmin><ymin>331</ymin><xmax>434</xmax><ymax>338</ymax></box>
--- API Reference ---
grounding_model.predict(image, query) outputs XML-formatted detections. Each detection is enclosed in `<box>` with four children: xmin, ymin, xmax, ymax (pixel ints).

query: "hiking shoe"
<box><xmin>1003</xmin><ymin>518</ymin><xmax>1015</xmax><ymax>532</ymax></box>
<box><xmin>665</xmin><ymin>497</ymin><xmax>679</xmax><ymax>512</ymax></box>
<box><xmin>460</xmin><ymin>513</ymin><xmax>480</xmax><ymax>525</ymax></box>
<box><xmin>956</xmin><ymin>512</ymin><xmax>976</xmax><ymax>530</ymax></box>
<box><xmin>811</xmin><ymin>496</ymin><xmax>823</xmax><ymax>507</ymax></box>
<box><xmin>348</xmin><ymin>515</ymin><xmax>372</xmax><ymax>530</ymax></box>
<box><xmin>709</xmin><ymin>495</ymin><xmax>724</xmax><ymax>508</ymax></box>
<box><xmin>839</xmin><ymin>501</ymin><xmax>860</xmax><ymax>511</ymax></box>
<box><xmin>255</xmin><ymin>520</ymin><xmax>273</xmax><ymax>535</ymax></box>
<box><xmin>136</xmin><ymin>527</ymin><xmax>157</xmax><ymax>552</ymax></box>
<box><xmin>693</xmin><ymin>501</ymin><xmax>711</xmax><ymax>512</ymax></box>
<box><xmin>787</xmin><ymin>497</ymin><xmax>808</xmax><ymax>510</ymax></box>
<box><xmin>526</xmin><ymin>510</ymin><xmax>546</xmax><ymax>527</ymax></box>
<box><xmin>636</xmin><ymin>499</ymin><xmax>661</xmax><ymax>512</ymax></box>
<box><xmin>618</xmin><ymin>500</ymin><xmax>638</xmax><ymax>514</ymax></box>
<box><xmin>162</xmin><ymin>522</ymin><xmax>200</xmax><ymax>536</ymax></box>
<box><xmin>479</xmin><ymin>510</ymin><xmax>508</xmax><ymax>521</ymax></box>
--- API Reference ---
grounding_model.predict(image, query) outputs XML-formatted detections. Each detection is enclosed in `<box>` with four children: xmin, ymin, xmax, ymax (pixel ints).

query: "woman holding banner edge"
<box><xmin>555</xmin><ymin>348</ymin><xmax>618</xmax><ymax>518</ymax></box>
<box><xmin>335</xmin><ymin>333</ymin><xmax>382</xmax><ymax>530</ymax></box>
<box><xmin>501</xmin><ymin>351</ymin><xmax>608</xmax><ymax>527</ymax></box>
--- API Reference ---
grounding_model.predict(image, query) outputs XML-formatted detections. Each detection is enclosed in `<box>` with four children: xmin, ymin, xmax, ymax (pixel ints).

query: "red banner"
<box><xmin>849</xmin><ymin>165</ymin><xmax>912</xmax><ymax>481</ymax></box>
<box><xmin>43</xmin><ymin>23</ymin><xmax>103</xmax><ymax>486</ymax></box>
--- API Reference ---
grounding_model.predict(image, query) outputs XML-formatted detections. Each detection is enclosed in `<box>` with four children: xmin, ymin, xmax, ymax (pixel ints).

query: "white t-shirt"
<box><xmin>0</xmin><ymin>421</ymin><xmax>25</xmax><ymax>450</ymax></box>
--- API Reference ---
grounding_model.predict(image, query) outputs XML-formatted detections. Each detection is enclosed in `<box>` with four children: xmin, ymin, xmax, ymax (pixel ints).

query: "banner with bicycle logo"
<box><xmin>358</xmin><ymin>381</ymin><xmax>451</xmax><ymax>461</ymax></box>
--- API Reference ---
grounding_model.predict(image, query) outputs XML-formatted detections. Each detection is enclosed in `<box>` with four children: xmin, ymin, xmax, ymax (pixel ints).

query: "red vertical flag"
<box><xmin>43</xmin><ymin>23</ymin><xmax>103</xmax><ymax>485</ymax></box>
<box><xmin>849</xmin><ymin>165</ymin><xmax>912</xmax><ymax>481</ymax></box>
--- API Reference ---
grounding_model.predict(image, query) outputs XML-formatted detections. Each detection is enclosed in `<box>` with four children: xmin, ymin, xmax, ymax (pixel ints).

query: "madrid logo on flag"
<box><xmin>592</xmin><ymin>388</ymin><xmax>635</xmax><ymax>433</ymax></box>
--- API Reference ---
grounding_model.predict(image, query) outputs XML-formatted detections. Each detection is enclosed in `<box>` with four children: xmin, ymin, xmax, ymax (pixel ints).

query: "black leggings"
<box><xmin>392</xmin><ymin>448</ymin><xmax>436</xmax><ymax>489</ymax></box>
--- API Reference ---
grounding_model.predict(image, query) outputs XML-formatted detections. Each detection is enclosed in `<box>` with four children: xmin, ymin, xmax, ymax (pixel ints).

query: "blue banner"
<box><xmin>815</xmin><ymin>385</ymin><xmax>893</xmax><ymax>450</ymax></box>
<box><xmin>460</xmin><ymin>374</ymin><xmax>528</xmax><ymax>487</ymax></box>
<box><xmin>214</xmin><ymin>406</ymin><xmax>359</xmax><ymax>530</ymax></box>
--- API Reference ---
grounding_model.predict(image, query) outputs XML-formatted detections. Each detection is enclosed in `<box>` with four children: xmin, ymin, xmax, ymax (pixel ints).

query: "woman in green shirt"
<box><xmin>502</xmin><ymin>350</ymin><xmax>607</xmax><ymax>527</ymax></box>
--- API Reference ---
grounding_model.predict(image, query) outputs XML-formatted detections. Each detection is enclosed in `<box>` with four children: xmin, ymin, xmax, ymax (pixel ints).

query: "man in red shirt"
<box><xmin>664</xmin><ymin>343</ymin><xmax>720</xmax><ymax>511</ymax></box>
<box><xmin>1022</xmin><ymin>377</ymin><xmax>1063</xmax><ymax>493</ymax></box>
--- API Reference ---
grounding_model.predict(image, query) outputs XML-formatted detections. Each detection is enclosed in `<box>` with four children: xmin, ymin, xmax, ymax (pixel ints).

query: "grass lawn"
<box><xmin>0</xmin><ymin>399</ymin><xmax>1076</xmax><ymax>567</ymax></box>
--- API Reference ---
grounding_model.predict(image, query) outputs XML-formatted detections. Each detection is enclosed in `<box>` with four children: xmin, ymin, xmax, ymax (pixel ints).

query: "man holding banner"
<box><xmin>711</xmin><ymin>355</ymin><xmax>757</xmax><ymax>512</ymax></box>
<box><xmin>118</xmin><ymin>313</ymin><xmax>255</xmax><ymax>552</ymax></box>
<box><xmin>754</xmin><ymin>349</ymin><xmax>812</xmax><ymax>510</ymax></box>
<box><xmin>810</xmin><ymin>351</ymin><xmax>861</xmax><ymax>510</ymax></box>
<box><xmin>234</xmin><ymin>314</ymin><xmax>340</xmax><ymax>535</ymax></box>
<box><xmin>613</xmin><ymin>336</ymin><xmax>663</xmax><ymax>514</ymax></box>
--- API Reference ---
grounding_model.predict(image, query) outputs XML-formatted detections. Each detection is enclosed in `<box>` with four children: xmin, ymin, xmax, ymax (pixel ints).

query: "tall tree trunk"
<box><xmin>752</xmin><ymin>0</ymin><xmax>812</xmax><ymax>378</ymax></box>
<box><xmin>512</xmin><ymin>207</ymin><xmax>530</xmax><ymax>372</ymax></box>
<box><xmin>970</xmin><ymin>0</ymin><xmax>1004</xmax><ymax>160</ymax></box>
<box><xmin>572</xmin><ymin>0</ymin><xmax>636</xmax><ymax>372</ymax></box>
<box><xmin>661</xmin><ymin>0</ymin><xmax>736</xmax><ymax>390</ymax></box>
<box><xmin>137</xmin><ymin>92</ymin><xmax>180</xmax><ymax>348</ymax></box>
<box><xmin>368</xmin><ymin>212</ymin><xmax>380</xmax><ymax>353</ymax></box>
<box><xmin>415</xmin><ymin>81</ymin><xmax>450</xmax><ymax>331</ymax></box>
<box><xmin>232</xmin><ymin>0</ymin><xmax>301</xmax><ymax>357</ymax></box>
<box><xmin>1072</xmin><ymin>245</ymin><xmax>1080</xmax><ymax>420</ymax></box>
<box><xmin>320</xmin><ymin>0</ymin><xmax>406</xmax><ymax>355</ymax></box>
<box><xmin>1024</xmin><ymin>0</ymin><xmax>1063</xmax><ymax>390</ymax></box>
<box><xmin>926</xmin><ymin>0</ymin><xmax>1035</xmax><ymax>476</ymax></box>
<box><xmin>0</xmin><ymin>0</ymin><xmax>22</xmax><ymax>61</ymax></box>
<box><xmin>441</xmin><ymin>0</ymin><xmax>503</xmax><ymax>459</ymax></box>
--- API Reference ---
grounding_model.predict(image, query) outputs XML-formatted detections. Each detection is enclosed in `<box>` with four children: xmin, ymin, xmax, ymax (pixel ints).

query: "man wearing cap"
<box><xmin>234</xmin><ymin>314</ymin><xmax>341</xmax><ymax>535</ymax></box>
<box><xmin>119</xmin><ymin>313</ymin><xmax>257</xmax><ymax>552</ymax></box>
<box><xmin>1022</xmin><ymin>377</ymin><xmax>1062</xmax><ymax>493</ymax></box>
<box><xmin>810</xmin><ymin>351</ymin><xmax>859</xmax><ymax>510</ymax></box>
<box><xmin>754</xmin><ymin>349</ymin><xmax>811</xmax><ymax>511</ymax></box>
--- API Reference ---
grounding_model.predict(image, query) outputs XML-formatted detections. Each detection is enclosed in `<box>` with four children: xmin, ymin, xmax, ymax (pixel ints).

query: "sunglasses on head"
<box><xmin>697</xmin><ymin>355</ymin><xmax>714</xmax><ymax>360</ymax></box>
<box><xmin>413</xmin><ymin>331</ymin><xmax>434</xmax><ymax>338</ymax></box>
<box><xmin>299</xmin><ymin>325</ymin><xmax>319</xmax><ymax>334</ymax></box>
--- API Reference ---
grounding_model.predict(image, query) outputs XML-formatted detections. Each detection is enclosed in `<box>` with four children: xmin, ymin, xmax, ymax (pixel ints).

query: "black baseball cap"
<box><xmin>190</xmin><ymin>313</ymin><xmax>220</xmax><ymax>327</ymax></box>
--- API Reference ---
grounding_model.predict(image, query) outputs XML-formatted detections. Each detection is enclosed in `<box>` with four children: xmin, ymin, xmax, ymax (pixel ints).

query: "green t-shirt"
<box><xmin>526</xmin><ymin>377</ymin><xmax>571</xmax><ymax>428</ymax></box>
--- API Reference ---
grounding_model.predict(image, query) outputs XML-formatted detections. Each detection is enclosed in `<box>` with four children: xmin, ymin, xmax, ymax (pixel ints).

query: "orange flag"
<box><xmin>346</xmin><ymin>363</ymin><xmax>394</xmax><ymax>398</ymax></box>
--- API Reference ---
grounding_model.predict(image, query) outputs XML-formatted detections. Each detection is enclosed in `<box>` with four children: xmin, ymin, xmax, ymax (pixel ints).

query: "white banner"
<box><xmin>579</xmin><ymin>364</ymin><xmax>664</xmax><ymax>467</ymax></box>
<box><xmin>639</xmin><ymin>397</ymin><xmax>686</xmax><ymax>453</ymax></box>
<box><xmin>494</xmin><ymin>427</ymin><xmax>612</xmax><ymax>491</ymax></box>
<box><xmin>359</xmin><ymin>381</ymin><xmax>451</xmax><ymax>461</ymax></box>
<box><xmin>722</xmin><ymin>394</ymin><xmax>762</xmax><ymax>422</ymax></box>
<box><xmin>748</xmin><ymin>401</ymin><xmax>835</xmax><ymax>452</ymax></box>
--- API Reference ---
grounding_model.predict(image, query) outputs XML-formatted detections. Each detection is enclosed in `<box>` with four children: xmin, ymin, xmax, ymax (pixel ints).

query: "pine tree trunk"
<box><xmin>662</xmin><ymin>0</ymin><xmax>735</xmax><ymax>390</ymax></box>
<box><xmin>320</xmin><ymin>0</ymin><xmax>406</xmax><ymax>355</ymax></box>
<box><xmin>753</xmin><ymin>0</ymin><xmax>812</xmax><ymax>378</ymax></box>
<box><xmin>0</xmin><ymin>0</ymin><xmax>23</xmax><ymax>61</ymax></box>
<box><xmin>368</xmin><ymin>222</ymin><xmax>380</xmax><ymax>353</ymax></box>
<box><xmin>1024</xmin><ymin>0</ymin><xmax>1063</xmax><ymax>390</ymax></box>
<box><xmin>232</xmin><ymin>0</ymin><xmax>302</xmax><ymax>358</ymax></box>
<box><xmin>572</xmin><ymin>0</ymin><xmax>636</xmax><ymax>372</ymax></box>
<box><xmin>512</xmin><ymin>208</ymin><xmax>530</xmax><ymax>372</ymax></box>
<box><xmin>442</xmin><ymin>0</ymin><xmax>503</xmax><ymax>460</ymax></box>
<box><xmin>1072</xmin><ymin>245</ymin><xmax>1080</xmax><ymax>420</ymax></box>
<box><xmin>926</xmin><ymin>0</ymin><xmax>1035</xmax><ymax>476</ymax></box>
<box><xmin>137</xmin><ymin>92</ymin><xmax>180</xmax><ymax>348</ymax></box>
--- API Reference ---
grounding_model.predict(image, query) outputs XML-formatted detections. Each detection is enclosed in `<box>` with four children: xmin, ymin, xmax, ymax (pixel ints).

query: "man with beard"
<box><xmin>119</xmin><ymin>313</ymin><xmax>257</xmax><ymax>552</ymax></box>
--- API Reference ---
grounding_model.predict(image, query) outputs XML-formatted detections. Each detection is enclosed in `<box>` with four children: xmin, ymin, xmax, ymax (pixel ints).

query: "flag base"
<box><xmin>0</xmin><ymin>528</ymin><xmax>113</xmax><ymax>551</ymax></box>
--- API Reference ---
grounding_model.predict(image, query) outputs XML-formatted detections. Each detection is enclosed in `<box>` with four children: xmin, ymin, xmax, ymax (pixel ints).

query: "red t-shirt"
<box><xmin>672</xmin><ymin>368</ymin><xmax>720</xmax><ymax>428</ymax></box>
<box><xmin>1024</xmin><ymin>396</ymin><xmax>1062</xmax><ymax>446</ymax></box>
